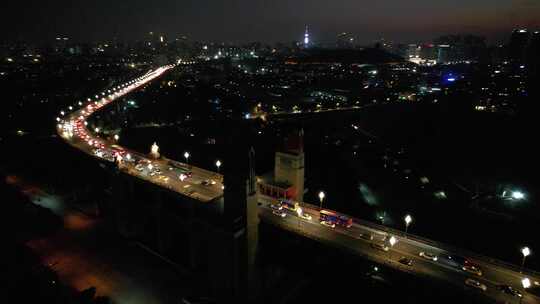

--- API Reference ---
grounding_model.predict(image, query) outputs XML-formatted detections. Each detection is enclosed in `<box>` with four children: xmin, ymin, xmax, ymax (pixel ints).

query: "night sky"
<box><xmin>2</xmin><ymin>0</ymin><xmax>540</xmax><ymax>44</ymax></box>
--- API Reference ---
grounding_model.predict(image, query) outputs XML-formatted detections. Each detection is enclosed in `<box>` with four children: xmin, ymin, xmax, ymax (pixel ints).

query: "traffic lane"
<box><xmin>346</xmin><ymin>220</ymin><xmax>539</xmax><ymax>299</ymax></box>
<box><xmin>121</xmin><ymin>165</ymin><xmax>218</xmax><ymax>202</ymax></box>
<box><xmin>260</xmin><ymin>207</ymin><xmax>527</xmax><ymax>304</ymax></box>
<box><xmin>390</xmin><ymin>233</ymin><xmax>540</xmax><ymax>284</ymax></box>
<box><xmin>383</xmin><ymin>233</ymin><xmax>540</xmax><ymax>295</ymax></box>
<box><xmin>260</xmin><ymin>208</ymin><xmax>507</xmax><ymax>303</ymax></box>
<box><xmin>64</xmin><ymin>132</ymin><xmax>223</xmax><ymax>202</ymax></box>
<box><xmin>296</xmin><ymin>204</ymin><xmax>540</xmax><ymax>294</ymax></box>
<box><xmin>128</xmin><ymin>157</ymin><xmax>223</xmax><ymax>197</ymax></box>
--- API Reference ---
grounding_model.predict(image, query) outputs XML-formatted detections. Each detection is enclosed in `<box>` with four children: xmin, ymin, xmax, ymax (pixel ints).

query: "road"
<box><xmin>56</xmin><ymin>64</ymin><xmax>540</xmax><ymax>303</ymax></box>
<box><xmin>56</xmin><ymin>65</ymin><xmax>224</xmax><ymax>203</ymax></box>
<box><xmin>258</xmin><ymin>194</ymin><xmax>540</xmax><ymax>303</ymax></box>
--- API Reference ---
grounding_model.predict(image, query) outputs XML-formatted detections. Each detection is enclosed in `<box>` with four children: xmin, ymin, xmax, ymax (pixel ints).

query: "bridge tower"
<box><xmin>206</xmin><ymin>122</ymin><xmax>259</xmax><ymax>303</ymax></box>
<box><xmin>274</xmin><ymin>129</ymin><xmax>305</xmax><ymax>202</ymax></box>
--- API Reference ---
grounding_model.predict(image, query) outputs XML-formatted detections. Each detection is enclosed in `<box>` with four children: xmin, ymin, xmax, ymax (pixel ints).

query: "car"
<box><xmin>462</xmin><ymin>261</ymin><xmax>482</xmax><ymax>276</ymax></box>
<box><xmin>419</xmin><ymin>251</ymin><xmax>438</xmax><ymax>261</ymax></box>
<box><xmin>201</xmin><ymin>180</ymin><xmax>215</xmax><ymax>186</ymax></box>
<box><xmin>299</xmin><ymin>212</ymin><xmax>312</xmax><ymax>221</ymax></box>
<box><xmin>320</xmin><ymin>221</ymin><xmax>336</xmax><ymax>228</ymax></box>
<box><xmin>444</xmin><ymin>254</ymin><xmax>467</xmax><ymax>268</ymax></box>
<box><xmin>359</xmin><ymin>233</ymin><xmax>374</xmax><ymax>241</ymax></box>
<box><xmin>272</xmin><ymin>210</ymin><xmax>286</xmax><ymax>218</ymax></box>
<box><xmin>496</xmin><ymin>285</ymin><xmax>522</xmax><ymax>297</ymax></box>
<box><xmin>158</xmin><ymin>175</ymin><xmax>170</xmax><ymax>182</ymax></box>
<box><xmin>269</xmin><ymin>203</ymin><xmax>283</xmax><ymax>211</ymax></box>
<box><xmin>465</xmin><ymin>278</ymin><xmax>487</xmax><ymax>291</ymax></box>
<box><xmin>371</xmin><ymin>242</ymin><xmax>389</xmax><ymax>252</ymax></box>
<box><xmin>399</xmin><ymin>257</ymin><xmax>413</xmax><ymax>266</ymax></box>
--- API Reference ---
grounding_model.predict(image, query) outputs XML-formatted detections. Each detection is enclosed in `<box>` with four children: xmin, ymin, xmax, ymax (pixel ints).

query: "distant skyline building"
<box><xmin>509</xmin><ymin>28</ymin><xmax>532</xmax><ymax>63</ymax></box>
<box><xmin>304</xmin><ymin>26</ymin><xmax>310</xmax><ymax>48</ymax></box>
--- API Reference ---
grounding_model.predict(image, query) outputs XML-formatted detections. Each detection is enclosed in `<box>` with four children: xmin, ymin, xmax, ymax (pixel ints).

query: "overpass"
<box><xmin>56</xmin><ymin>64</ymin><xmax>540</xmax><ymax>303</ymax></box>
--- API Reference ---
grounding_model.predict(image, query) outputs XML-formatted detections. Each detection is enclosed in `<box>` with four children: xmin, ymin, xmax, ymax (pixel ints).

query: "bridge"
<box><xmin>56</xmin><ymin>65</ymin><xmax>540</xmax><ymax>303</ymax></box>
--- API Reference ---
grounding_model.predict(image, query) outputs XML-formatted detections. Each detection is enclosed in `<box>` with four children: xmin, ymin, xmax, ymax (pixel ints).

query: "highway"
<box><xmin>56</xmin><ymin>65</ymin><xmax>540</xmax><ymax>303</ymax></box>
<box><xmin>56</xmin><ymin>65</ymin><xmax>224</xmax><ymax>203</ymax></box>
<box><xmin>258</xmin><ymin>195</ymin><xmax>540</xmax><ymax>303</ymax></box>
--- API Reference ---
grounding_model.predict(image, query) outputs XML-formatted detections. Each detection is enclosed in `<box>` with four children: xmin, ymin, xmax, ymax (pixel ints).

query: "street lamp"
<box><xmin>184</xmin><ymin>151</ymin><xmax>190</xmax><ymax>164</ymax></box>
<box><xmin>404</xmin><ymin>214</ymin><xmax>413</xmax><ymax>236</ymax></box>
<box><xmin>114</xmin><ymin>134</ymin><xmax>119</xmax><ymax>141</ymax></box>
<box><xmin>215</xmin><ymin>160</ymin><xmax>222</xmax><ymax>173</ymax></box>
<box><xmin>388</xmin><ymin>236</ymin><xmax>397</xmax><ymax>259</ymax></box>
<box><xmin>513</xmin><ymin>191</ymin><xmax>525</xmax><ymax>200</ymax></box>
<box><xmin>521</xmin><ymin>247</ymin><xmax>531</xmax><ymax>272</ymax></box>
<box><xmin>150</xmin><ymin>142</ymin><xmax>160</xmax><ymax>159</ymax></box>
<box><xmin>296</xmin><ymin>207</ymin><xmax>303</xmax><ymax>229</ymax></box>
<box><xmin>521</xmin><ymin>278</ymin><xmax>531</xmax><ymax>304</ymax></box>
<box><xmin>318</xmin><ymin>191</ymin><xmax>326</xmax><ymax>209</ymax></box>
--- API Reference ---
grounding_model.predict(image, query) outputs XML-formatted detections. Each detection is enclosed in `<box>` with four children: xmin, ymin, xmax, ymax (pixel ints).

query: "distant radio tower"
<box><xmin>304</xmin><ymin>26</ymin><xmax>310</xmax><ymax>47</ymax></box>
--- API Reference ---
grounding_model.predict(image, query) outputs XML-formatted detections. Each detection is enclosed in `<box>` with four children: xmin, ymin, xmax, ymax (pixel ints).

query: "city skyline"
<box><xmin>2</xmin><ymin>0</ymin><xmax>540</xmax><ymax>44</ymax></box>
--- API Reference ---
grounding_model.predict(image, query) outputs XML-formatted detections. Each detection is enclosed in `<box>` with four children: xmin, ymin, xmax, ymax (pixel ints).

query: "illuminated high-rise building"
<box><xmin>304</xmin><ymin>26</ymin><xmax>310</xmax><ymax>47</ymax></box>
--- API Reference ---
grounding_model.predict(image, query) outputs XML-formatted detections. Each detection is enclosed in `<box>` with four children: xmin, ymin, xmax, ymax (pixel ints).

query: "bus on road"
<box><xmin>320</xmin><ymin>210</ymin><xmax>353</xmax><ymax>228</ymax></box>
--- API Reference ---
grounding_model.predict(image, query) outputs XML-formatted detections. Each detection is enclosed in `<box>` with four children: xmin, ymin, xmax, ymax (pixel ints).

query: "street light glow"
<box><xmin>522</xmin><ymin>278</ymin><xmax>531</xmax><ymax>289</ymax></box>
<box><xmin>216</xmin><ymin>160</ymin><xmax>221</xmax><ymax>169</ymax></box>
<box><xmin>405</xmin><ymin>214</ymin><xmax>412</xmax><ymax>225</ymax></box>
<box><xmin>522</xmin><ymin>247</ymin><xmax>531</xmax><ymax>257</ymax></box>
<box><xmin>389</xmin><ymin>236</ymin><xmax>397</xmax><ymax>246</ymax></box>
<box><xmin>512</xmin><ymin>191</ymin><xmax>525</xmax><ymax>200</ymax></box>
<box><xmin>319</xmin><ymin>191</ymin><xmax>325</xmax><ymax>201</ymax></box>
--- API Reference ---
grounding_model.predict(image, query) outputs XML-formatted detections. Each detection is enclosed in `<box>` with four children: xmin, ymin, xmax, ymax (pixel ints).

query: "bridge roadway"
<box><xmin>57</xmin><ymin>65</ymin><xmax>540</xmax><ymax>303</ymax></box>
<box><xmin>57</xmin><ymin>65</ymin><xmax>224</xmax><ymax>203</ymax></box>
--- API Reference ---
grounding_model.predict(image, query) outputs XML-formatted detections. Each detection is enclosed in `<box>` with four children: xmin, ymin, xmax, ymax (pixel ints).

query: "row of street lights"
<box><xmin>316</xmin><ymin>193</ymin><xmax>533</xmax><ymax>280</ymax></box>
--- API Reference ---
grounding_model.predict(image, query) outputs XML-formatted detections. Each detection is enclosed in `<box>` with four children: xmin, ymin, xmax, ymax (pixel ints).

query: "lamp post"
<box><xmin>184</xmin><ymin>151</ymin><xmax>190</xmax><ymax>165</ymax></box>
<box><xmin>388</xmin><ymin>236</ymin><xmax>397</xmax><ymax>260</ymax></box>
<box><xmin>150</xmin><ymin>142</ymin><xmax>160</xmax><ymax>159</ymax></box>
<box><xmin>378</xmin><ymin>211</ymin><xmax>386</xmax><ymax>225</ymax></box>
<box><xmin>520</xmin><ymin>278</ymin><xmax>531</xmax><ymax>304</ymax></box>
<box><xmin>215</xmin><ymin>160</ymin><xmax>222</xmax><ymax>173</ymax></box>
<box><xmin>404</xmin><ymin>214</ymin><xmax>413</xmax><ymax>237</ymax></box>
<box><xmin>296</xmin><ymin>207</ymin><xmax>303</xmax><ymax>230</ymax></box>
<box><xmin>513</xmin><ymin>191</ymin><xmax>525</xmax><ymax>200</ymax></box>
<box><xmin>318</xmin><ymin>191</ymin><xmax>325</xmax><ymax>209</ymax></box>
<box><xmin>521</xmin><ymin>247</ymin><xmax>531</xmax><ymax>273</ymax></box>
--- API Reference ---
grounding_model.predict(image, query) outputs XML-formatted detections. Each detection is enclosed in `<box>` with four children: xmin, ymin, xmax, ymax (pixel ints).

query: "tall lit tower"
<box><xmin>304</xmin><ymin>26</ymin><xmax>310</xmax><ymax>47</ymax></box>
